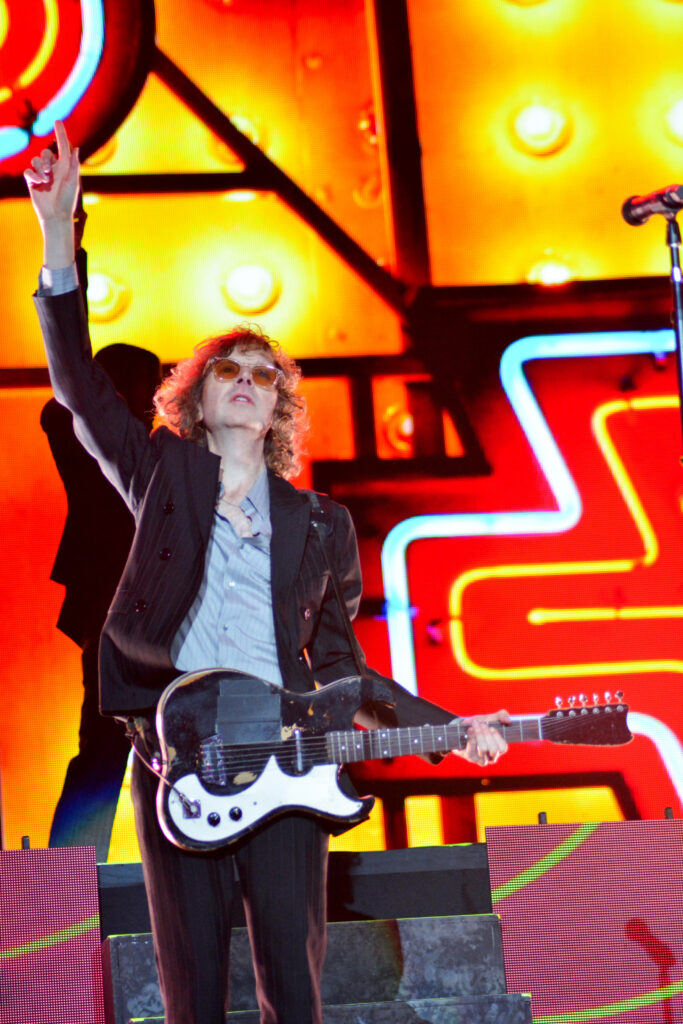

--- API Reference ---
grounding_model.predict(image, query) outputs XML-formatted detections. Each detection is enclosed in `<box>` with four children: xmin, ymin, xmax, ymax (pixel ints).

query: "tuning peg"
<box><xmin>592</xmin><ymin>693</ymin><xmax>600</xmax><ymax>706</ymax></box>
<box><xmin>568</xmin><ymin>696</ymin><xmax>576</xmax><ymax>708</ymax></box>
<box><xmin>615</xmin><ymin>690</ymin><xmax>624</xmax><ymax>705</ymax></box>
<box><xmin>579</xmin><ymin>693</ymin><xmax>588</xmax><ymax>707</ymax></box>
<box><xmin>604</xmin><ymin>690</ymin><xmax>612</xmax><ymax>704</ymax></box>
<box><xmin>555</xmin><ymin>696</ymin><xmax>563</xmax><ymax>709</ymax></box>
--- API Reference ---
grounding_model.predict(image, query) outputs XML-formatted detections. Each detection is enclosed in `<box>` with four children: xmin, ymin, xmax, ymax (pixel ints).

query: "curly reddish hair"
<box><xmin>153</xmin><ymin>326</ymin><xmax>306</xmax><ymax>478</ymax></box>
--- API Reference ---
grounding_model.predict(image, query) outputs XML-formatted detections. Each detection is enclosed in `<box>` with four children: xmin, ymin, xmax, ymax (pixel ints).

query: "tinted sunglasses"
<box><xmin>210</xmin><ymin>357</ymin><xmax>283</xmax><ymax>390</ymax></box>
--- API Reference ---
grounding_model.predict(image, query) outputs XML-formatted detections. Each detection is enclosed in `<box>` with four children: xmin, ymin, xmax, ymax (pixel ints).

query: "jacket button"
<box><xmin>134</xmin><ymin>598</ymin><xmax>148</xmax><ymax>613</ymax></box>
<box><xmin>163</xmin><ymin>501</ymin><xmax>175</xmax><ymax>514</ymax></box>
<box><xmin>159</xmin><ymin>548</ymin><xmax>172</xmax><ymax>561</ymax></box>
<box><xmin>302</xmin><ymin>607</ymin><xmax>311</xmax><ymax>621</ymax></box>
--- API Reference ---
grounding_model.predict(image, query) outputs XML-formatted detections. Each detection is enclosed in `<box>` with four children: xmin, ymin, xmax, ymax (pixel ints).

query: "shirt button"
<box><xmin>159</xmin><ymin>548</ymin><xmax>172</xmax><ymax>561</ymax></box>
<box><xmin>162</xmin><ymin>501</ymin><xmax>175</xmax><ymax>514</ymax></box>
<box><xmin>135</xmin><ymin>598</ymin><xmax>148</xmax><ymax>613</ymax></box>
<box><xmin>228</xmin><ymin>581</ymin><xmax>236</xmax><ymax>588</ymax></box>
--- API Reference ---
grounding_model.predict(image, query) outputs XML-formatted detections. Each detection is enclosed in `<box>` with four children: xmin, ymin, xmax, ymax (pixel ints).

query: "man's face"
<box><xmin>199</xmin><ymin>344</ymin><xmax>280</xmax><ymax>443</ymax></box>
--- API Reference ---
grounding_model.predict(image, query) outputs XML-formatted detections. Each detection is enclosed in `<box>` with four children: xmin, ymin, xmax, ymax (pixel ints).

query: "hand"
<box><xmin>24</xmin><ymin>120</ymin><xmax>80</xmax><ymax>227</ymax></box>
<box><xmin>454</xmin><ymin>709</ymin><xmax>510</xmax><ymax>766</ymax></box>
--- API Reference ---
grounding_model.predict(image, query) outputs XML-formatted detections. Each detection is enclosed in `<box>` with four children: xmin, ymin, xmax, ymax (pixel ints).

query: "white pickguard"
<box><xmin>161</xmin><ymin>755</ymin><xmax>365</xmax><ymax>846</ymax></box>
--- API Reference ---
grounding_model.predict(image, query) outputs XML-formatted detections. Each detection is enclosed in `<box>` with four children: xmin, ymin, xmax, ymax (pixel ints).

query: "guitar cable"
<box><xmin>127</xmin><ymin>720</ymin><xmax>201</xmax><ymax>819</ymax></box>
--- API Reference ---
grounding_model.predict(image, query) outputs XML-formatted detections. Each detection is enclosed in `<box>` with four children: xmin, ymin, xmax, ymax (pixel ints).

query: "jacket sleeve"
<box><xmin>33</xmin><ymin>287</ymin><xmax>156</xmax><ymax>514</ymax></box>
<box><xmin>306</xmin><ymin>502</ymin><xmax>364</xmax><ymax>683</ymax></box>
<box><xmin>308</xmin><ymin>501</ymin><xmax>456</xmax><ymax>731</ymax></box>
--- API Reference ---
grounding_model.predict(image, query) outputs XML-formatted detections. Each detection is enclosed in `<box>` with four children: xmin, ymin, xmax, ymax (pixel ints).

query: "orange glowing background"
<box><xmin>2</xmin><ymin>0</ymin><xmax>683</xmax><ymax>856</ymax></box>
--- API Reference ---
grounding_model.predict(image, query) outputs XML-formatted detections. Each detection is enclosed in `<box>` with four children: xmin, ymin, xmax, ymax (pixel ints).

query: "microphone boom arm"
<box><xmin>622</xmin><ymin>187</ymin><xmax>683</xmax><ymax>457</ymax></box>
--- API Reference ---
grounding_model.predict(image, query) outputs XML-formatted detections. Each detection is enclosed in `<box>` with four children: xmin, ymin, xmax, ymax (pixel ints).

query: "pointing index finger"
<box><xmin>53</xmin><ymin>120</ymin><xmax>71</xmax><ymax>161</ymax></box>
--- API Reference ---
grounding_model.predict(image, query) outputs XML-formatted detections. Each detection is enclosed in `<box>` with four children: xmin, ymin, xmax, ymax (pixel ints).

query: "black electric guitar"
<box><xmin>152</xmin><ymin>669</ymin><xmax>632</xmax><ymax>852</ymax></box>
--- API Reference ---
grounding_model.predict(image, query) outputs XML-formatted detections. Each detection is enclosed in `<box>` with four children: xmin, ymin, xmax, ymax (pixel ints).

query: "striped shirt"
<box><xmin>171</xmin><ymin>468</ymin><xmax>283</xmax><ymax>686</ymax></box>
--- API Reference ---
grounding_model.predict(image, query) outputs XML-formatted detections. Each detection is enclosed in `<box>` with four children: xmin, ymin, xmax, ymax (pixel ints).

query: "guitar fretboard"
<box><xmin>325</xmin><ymin>717</ymin><xmax>543</xmax><ymax>764</ymax></box>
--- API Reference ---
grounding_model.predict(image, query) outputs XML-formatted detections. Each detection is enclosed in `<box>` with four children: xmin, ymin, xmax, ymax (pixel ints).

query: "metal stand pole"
<box><xmin>664</xmin><ymin>217</ymin><xmax>683</xmax><ymax>453</ymax></box>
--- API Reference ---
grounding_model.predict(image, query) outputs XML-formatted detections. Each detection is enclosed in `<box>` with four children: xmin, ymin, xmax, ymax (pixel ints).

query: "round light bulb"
<box><xmin>527</xmin><ymin>256</ymin><xmax>573</xmax><ymax>286</ymax></box>
<box><xmin>383</xmin><ymin>406</ymin><xmax>414</xmax><ymax>455</ymax></box>
<box><xmin>511</xmin><ymin>103</ymin><xmax>571</xmax><ymax>156</ymax></box>
<box><xmin>665</xmin><ymin>98</ymin><xmax>683</xmax><ymax>145</ymax></box>
<box><xmin>222</xmin><ymin>264</ymin><xmax>280</xmax><ymax>314</ymax></box>
<box><xmin>209</xmin><ymin>115</ymin><xmax>263</xmax><ymax>169</ymax></box>
<box><xmin>86</xmin><ymin>272</ymin><xmax>130</xmax><ymax>322</ymax></box>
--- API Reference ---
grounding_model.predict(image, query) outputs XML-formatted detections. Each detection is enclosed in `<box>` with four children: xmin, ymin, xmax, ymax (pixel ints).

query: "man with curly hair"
<box><xmin>27</xmin><ymin>122</ymin><xmax>510</xmax><ymax>1024</ymax></box>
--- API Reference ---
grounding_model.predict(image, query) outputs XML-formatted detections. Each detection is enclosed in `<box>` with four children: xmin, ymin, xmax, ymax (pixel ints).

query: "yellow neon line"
<box><xmin>591</xmin><ymin>399</ymin><xmax>659</xmax><ymax>565</ymax></box>
<box><xmin>449</xmin><ymin>396</ymin><xmax>681</xmax><ymax>681</ymax></box>
<box><xmin>450</xmin><ymin>620</ymin><xmax>683</xmax><ymax>679</ymax></box>
<box><xmin>0</xmin><ymin>0</ymin><xmax>9</xmax><ymax>104</ymax></box>
<box><xmin>0</xmin><ymin>3</ymin><xmax>9</xmax><ymax>50</ymax></box>
<box><xmin>630</xmin><ymin>396</ymin><xmax>680</xmax><ymax>411</ymax></box>
<box><xmin>530</xmin><ymin>605</ymin><xmax>683</xmax><ymax>624</ymax></box>
<box><xmin>18</xmin><ymin>0</ymin><xmax>59</xmax><ymax>89</ymax></box>
<box><xmin>451</xmin><ymin>559</ymin><xmax>635</xmax><ymax>616</ymax></box>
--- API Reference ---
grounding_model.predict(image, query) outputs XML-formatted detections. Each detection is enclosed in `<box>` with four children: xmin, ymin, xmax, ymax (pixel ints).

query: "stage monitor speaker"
<box><xmin>487</xmin><ymin>820</ymin><xmax>683</xmax><ymax>1023</ymax></box>
<box><xmin>0</xmin><ymin>845</ymin><xmax>105</xmax><ymax>1024</ymax></box>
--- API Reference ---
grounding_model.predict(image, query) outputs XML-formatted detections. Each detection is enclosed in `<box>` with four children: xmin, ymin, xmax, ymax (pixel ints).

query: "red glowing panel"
<box><xmin>0</xmin><ymin>1</ymin><xmax>80</xmax><ymax>117</ymax></box>
<box><xmin>0</xmin><ymin>388</ymin><xmax>82</xmax><ymax>852</ymax></box>
<box><xmin>0</xmin><ymin>0</ymin><xmax>155</xmax><ymax>176</ymax></box>
<box><xmin>392</xmin><ymin>356</ymin><xmax>683</xmax><ymax>816</ymax></box>
<box><xmin>487</xmin><ymin>821</ymin><xmax>683</xmax><ymax>1021</ymax></box>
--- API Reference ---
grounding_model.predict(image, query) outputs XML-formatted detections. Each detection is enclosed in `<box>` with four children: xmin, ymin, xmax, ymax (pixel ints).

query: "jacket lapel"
<box><xmin>269</xmin><ymin>472</ymin><xmax>311</xmax><ymax>599</ymax></box>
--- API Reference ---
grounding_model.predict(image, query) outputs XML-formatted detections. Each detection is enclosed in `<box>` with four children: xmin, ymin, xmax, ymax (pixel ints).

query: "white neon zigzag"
<box><xmin>0</xmin><ymin>0</ymin><xmax>104</xmax><ymax>160</ymax></box>
<box><xmin>380</xmin><ymin>329</ymin><xmax>683</xmax><ymax>798</ymax></box>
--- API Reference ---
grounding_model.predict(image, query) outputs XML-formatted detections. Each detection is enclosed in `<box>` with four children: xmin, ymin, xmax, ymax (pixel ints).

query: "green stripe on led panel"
<box><xmin>490</xmin><ymin>822</ymin><xmax>601</xmax><ymax>903</ymax></box>
<box><xmin>0</xmin><ymin>914</ymin><xmax>100</xmax><ymax>959</ymax></box>
<box><xmin>533</xmin><ymin>980</ymin><xmax>683</xmax><ymax>1022</ymax></box>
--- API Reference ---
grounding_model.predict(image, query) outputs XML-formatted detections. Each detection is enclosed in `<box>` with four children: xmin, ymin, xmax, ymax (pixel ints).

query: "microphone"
<box><xmin>622</xmin><ymin>185</ymin><xmax>683</xmax><ymax>225</ymax></box>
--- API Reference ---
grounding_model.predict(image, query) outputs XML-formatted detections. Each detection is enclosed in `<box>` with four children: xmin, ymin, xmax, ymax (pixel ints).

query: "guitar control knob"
<box><xmin>229</xmin><ymin>807</ymin><xmax>243</xmax><ymax>821</ymax></box>
<box><xmin>208</xmin><ymin>812</ymin><xmax>221</xmax><ymax>827</ymax></box>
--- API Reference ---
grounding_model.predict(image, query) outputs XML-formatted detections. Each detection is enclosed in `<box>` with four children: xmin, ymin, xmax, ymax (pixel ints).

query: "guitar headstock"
<box><xmin>541</xmin><ymin>692</ymin><xmax>632</xmax><ymax>746</ymax></box>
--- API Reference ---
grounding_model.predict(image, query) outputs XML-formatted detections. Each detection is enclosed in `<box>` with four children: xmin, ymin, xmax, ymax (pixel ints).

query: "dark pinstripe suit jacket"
<box><xmin>34</xmin><ymin>287</ymin><xmax>454</xmax><ymax>730</ymax></box>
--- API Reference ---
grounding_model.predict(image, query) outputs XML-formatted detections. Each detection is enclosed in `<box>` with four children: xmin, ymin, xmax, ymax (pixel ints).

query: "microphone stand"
<box><xmin>664</xmin><ymin>215</ymin><xmax>683</xmax><ymax>455</ymax></box>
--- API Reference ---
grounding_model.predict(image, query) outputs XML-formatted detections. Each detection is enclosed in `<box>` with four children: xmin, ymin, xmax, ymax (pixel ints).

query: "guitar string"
<box><xmin>203</xmin><ymin>712</ymin><xmax>623</xmax><ymax>754</ymax></box>
<box><xmin>200</xmin><ymin>714</ymin><xmax>623</xmax><ymax>757</ymax></box>
<box><xmin>191</xmin><ymin>712</ymin><xmax>626</xmax><ymax>775</ymax></box>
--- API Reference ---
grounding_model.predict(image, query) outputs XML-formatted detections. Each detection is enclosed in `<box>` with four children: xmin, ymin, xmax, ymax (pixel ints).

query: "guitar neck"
<box><xmin>325</xmin><ymin>717</ymin><xmax>541</xmax><ymax>765</ymax></box>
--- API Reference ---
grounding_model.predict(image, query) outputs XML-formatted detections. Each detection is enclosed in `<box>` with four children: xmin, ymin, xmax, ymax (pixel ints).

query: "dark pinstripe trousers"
<box><xmin>131</xmin><ymin>752</ymin><xmax>329</xmax><ymax>1023</ymax></box>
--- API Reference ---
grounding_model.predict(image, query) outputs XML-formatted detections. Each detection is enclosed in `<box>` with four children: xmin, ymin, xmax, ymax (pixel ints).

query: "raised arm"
<box><xmin>27</xmin><ymin>121</ymin><xmax>155</xmax><ymax>513</ymax></box>
<box><xmin>24</xmin><ymin>119</ymin><xmax>80</xmax><ymax>272</ymax></box>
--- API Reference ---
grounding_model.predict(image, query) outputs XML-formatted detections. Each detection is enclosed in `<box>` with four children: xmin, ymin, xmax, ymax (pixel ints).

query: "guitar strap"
<box><xmin>305</xmin><ymin>491</ymin><xmax>368</xmax><ymax>680</ymax></box>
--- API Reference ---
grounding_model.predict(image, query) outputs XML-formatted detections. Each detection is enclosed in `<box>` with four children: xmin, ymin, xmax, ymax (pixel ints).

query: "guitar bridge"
<box><xmin>199</xmin><ymin>734</ymin><xmax>228</xmax><ymax>786</ymax></box>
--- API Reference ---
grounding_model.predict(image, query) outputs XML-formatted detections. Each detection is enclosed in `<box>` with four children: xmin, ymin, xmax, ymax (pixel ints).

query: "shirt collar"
<box><xmin>243</xmin><ymin>466</ymin><xmax>270</xmax><ymax>522</ymax></box>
